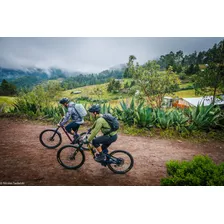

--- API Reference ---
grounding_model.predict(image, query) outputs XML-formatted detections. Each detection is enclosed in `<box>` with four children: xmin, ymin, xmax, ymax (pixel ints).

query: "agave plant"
<box><xmin>114</xmin><ymin>98</ymin><xmax>136</xmax><ymax>126</ymax></box>
<box><xmin>120</xmin><ymin>98</ymin><xmax>135</xmax><ymax>126</ymax></box>
<box><xmin>187</xmin><ymin>103</ymin><xmax>223</xmax><ymax>131</ymax></box>
<box><xmin>169</xmin><ymin>109</ymin><xmax>189</xmax><ymax>132</ymax></box>
<box><xmin>40</xmin><ymin>105</ymin><xmax>64</xmax><ymax>123</ymax></box>
<box><xmin>101</xmin><ymin>103</ymin><xmax>112</xmax><ymax>114</ymax></box>
<box><xmin>134</xmin><ymin>103</ymin><xmax>155</xmax><ymax>128</ymax></box>
<box><xmin>154</xmin><ymin>109</ymin><xmax>174</xmax><ymax>129</ymax></box>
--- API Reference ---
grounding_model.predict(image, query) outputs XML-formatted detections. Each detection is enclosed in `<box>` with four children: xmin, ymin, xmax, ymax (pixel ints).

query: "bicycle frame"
<box><xmin>78</xmin><ymin>134</ymin><xmax>120</xmax><ymax>166</ymax></box>
<box><xmin>56</xmin><ymin>126</ymin><xmax>73</xmax><ymax>143</ymax></box>
<box><xmin>52</xmin><ymin>118</ymin><xmax>76</xmax><ymax>143</ymax></box>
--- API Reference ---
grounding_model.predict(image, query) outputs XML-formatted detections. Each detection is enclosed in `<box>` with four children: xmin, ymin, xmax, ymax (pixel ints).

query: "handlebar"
<box><xmin>77</xmin><ymin>129</ymin><xmax>92</xmax><ymax>147</ymax></box>
<box><xmin>57</xmin><ymin>117</ymin><xmax>65</xmax><ymax>127</ymax></box>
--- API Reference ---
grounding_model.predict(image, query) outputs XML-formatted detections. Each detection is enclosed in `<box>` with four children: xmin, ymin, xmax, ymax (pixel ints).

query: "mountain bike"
<box><xmin>57</xmin><ymin>130</ymin><xmax>134</xmax><ymax>174</ymax></box>
<box><xmin>39</xmin><ymin>118</ymin><xmax>89</xmax><ymax>149</ymax></box>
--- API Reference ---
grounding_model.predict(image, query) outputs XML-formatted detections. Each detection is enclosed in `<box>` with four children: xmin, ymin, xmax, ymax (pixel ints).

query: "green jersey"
<box><xmin>88</xmin><ymin>116</ymin><xmax>117</xmax><ymax>142</ymax></box>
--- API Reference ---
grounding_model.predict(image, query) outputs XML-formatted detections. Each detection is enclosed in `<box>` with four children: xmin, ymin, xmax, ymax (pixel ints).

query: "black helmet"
<box><xmin>59</xmin><ymin>97</ymin><xmax>69</xmax><ymax>104</ymax></box>
<box><xmin>88</xmin><ymin>104</ymin><xmax>101</xmax><ymax>113</ymax></box>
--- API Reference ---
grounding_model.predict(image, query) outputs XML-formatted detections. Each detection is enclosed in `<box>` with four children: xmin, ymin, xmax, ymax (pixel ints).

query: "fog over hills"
<box><xmin>0</xmin><ymin>63</ymin><xmax>126</xmax><ymax>82</ymax></box>
<box><xmin>0</xmin><ymin>37</ymin><xmax>223</xmax><ymax>73</ymax></box>
<box><xmin>0</xmin><ymin>37</ymin><xmax>223</xmax><ymax>89</ymax></box>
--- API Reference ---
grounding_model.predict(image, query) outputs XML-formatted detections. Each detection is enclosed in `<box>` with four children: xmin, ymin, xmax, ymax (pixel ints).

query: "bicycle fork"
<box><xmin>50</xmin><ymin>127</ymin><xmax>60</xmax><ymax>140</ymax></box>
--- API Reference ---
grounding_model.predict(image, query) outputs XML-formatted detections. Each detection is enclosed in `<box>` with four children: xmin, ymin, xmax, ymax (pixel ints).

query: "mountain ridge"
<box><xmin>0</xmin><ymin>64</ymin><xmax>126</xmax><ymax>89</ymax></box>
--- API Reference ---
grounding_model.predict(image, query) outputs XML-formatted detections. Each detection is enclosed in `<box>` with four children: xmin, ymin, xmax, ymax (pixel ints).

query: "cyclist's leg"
<box><xmin>92</xmin><ymin>135</ymin><xmax>109</xmax><ymax>150</ymax></box>
<box><xmin>72</xmin><ymin>123</ymin><xmax>81</xmax><ymax>141</ymax></box>
<box><xmin>65</xmin><ymin>121</ymin><xmax>80</xmax><ymax>135</ymax></box>
<box><xmin>102</xmin><ymin>134</ymin><xmax>118</xmax><ymax>154</ymax></box>
<box><xmin>71</xmin><ymin>123</ymin><xmax>80</xmax><ymax>134</ymax></box>
<box><xmin>92</xmin><ymin>135</ymin><xmax>118</xmax><ymax>161</ymax></box>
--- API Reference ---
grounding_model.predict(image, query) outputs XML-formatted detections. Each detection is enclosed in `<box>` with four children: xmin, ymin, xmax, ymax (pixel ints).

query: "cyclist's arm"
<box><xmin>60</xmin><ymin>110</ymin><xmax>72</xmax><ymax>126</ymax></box>
<box><xmin>90</xmin><ymin>120</ymin><xmax>97</xmax><ymax>130</ymax></box>
<box><xmin>88</xmin><ymin>120</ymin><xmax>102</xmax><ymax>142</ymax></box>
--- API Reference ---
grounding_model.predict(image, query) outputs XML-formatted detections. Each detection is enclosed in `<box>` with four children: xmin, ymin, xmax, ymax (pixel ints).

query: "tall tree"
<box><xmin>0</xmin><ymin>79</ymin><xmax>17</xmax><ymax>96</ymax></box>
<box><xmin>124</xmin><ymin>55</ymin><xmax>136</xmax><ymax>78</ymax></box>
<box><xmin>195</xmin><ymin>63</ymin><xmax>224</xmax><ymax>104</ymax></box>
<box><xmin>107</xmin><ymin>79</ymin><xmax>121</xmax><ymax>93</ymax></box>
<box><xmin>195</xmin><ymin>40</ymin><xmax>224</xmax><ymax>104</ymax></box>
<box><xmin>133</xmin><ymin>61</ymin><xmax>180</xmax><ymax>107</ymax></box>
<box><xmin>197</xmin><ymin>51</ymin><xmax>206</xmax><ymax>64</ymax></box>
<box><xmin>175</xmin><ymin>50</ymin><xmax>184</xmax><ymax>64</ymax></box>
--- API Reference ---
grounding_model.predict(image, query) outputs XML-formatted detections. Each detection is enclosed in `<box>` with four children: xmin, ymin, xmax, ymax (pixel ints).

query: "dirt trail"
<box><xmin>0</xmin><ymin>118</ymin><xmax>223</xmax><ymax>186</ymax></box>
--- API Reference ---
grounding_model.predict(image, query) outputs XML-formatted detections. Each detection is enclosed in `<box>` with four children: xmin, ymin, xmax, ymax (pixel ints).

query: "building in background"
<box><xmin>163</xmin><ymin>95</ymin><xmax>224</xmax><ymax>109</ymax></box>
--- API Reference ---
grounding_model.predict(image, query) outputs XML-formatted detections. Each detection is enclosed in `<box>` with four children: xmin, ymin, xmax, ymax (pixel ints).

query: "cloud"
<box><xmin>0</xmin><ymin>37</ymin><xmax>223</xmax><ymax>73</ymax></box>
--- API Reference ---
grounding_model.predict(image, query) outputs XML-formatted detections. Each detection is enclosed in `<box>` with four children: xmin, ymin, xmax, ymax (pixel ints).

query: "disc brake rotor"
<box><xmin>114</xmin><ymin>158</ymin><xmax>124</xmax><ymax>167</ymax></box>
<box><xmin>69</xmin><ymin>154</ymin><xmax>76</xmax><ymax>160</ymax></box>
<box><xmin>49</xmin><ymin>137</ymin><xmax>54</xmax><ymax>142</ymax></box>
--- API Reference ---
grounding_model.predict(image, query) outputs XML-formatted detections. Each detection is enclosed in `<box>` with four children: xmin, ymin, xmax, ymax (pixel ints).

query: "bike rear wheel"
<box><xmin>57</xmin><ymin>145</ymin><xmax>85</xmax><ymax>170</ymax></box>
<box><xmin>107</xmin><ymin>150</ymin><xmax>134</xmax><ymax>174</ymax></box>
<box><xmin>39</xmin><ymin>129</ymin><xmax>62</xmax><ymax>149</ymax></box>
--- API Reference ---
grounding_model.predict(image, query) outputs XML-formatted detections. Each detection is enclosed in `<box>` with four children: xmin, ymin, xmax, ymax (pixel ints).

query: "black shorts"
<box><xmin>92</xmin><ymin>134</ymin><xmax>118</xmax><ymax>153</ymax></box>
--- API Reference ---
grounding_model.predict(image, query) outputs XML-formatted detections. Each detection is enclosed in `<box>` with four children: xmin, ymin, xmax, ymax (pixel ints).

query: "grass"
<box><xmin>3</xmin><ymin>78</ymin><xmax>220</xmax><ymax>114</ymax></box>
<box><xmin>179</xmin><ymin>82</ymin><xmax>194</xmax><ymax>88</ymax></box>
<box><xmin>0</xmin><ymin>96</ymin><xmax>16</xmax><ymax>104</ymax></box>
<box><xmin>174</xmin><ymin>89</ymin><xmax>198</xmax><ymax>98</ymax></box>
<box><xmin>159</xmin><ymin>128</ymin><xmax>224</xmax><ymax>143</ymax></box>
<box><xmin>61</xmin><ymin>82</ymin><xmax>131</xmax><ymax>107</ymax></box>
<box><xmin>174</xmin><ymin>89</ymin><xmax>223</xmax><ymax>98</ymax></box>
<box><xmin>60</xmin><ymin>77</ymin><xmax>204</xmax><ymax>105</ymax></box>
<box><xmin>169</xmin><ymin>89</ymin><xmax>204</xmax><ymax>98</ymax></box>
<box><xmin>118</xmin><ymin>124</ymin><xmax>154</xmax><ymax>137</ymax></box>
<box><xmin>0</xmin><ymin>96</ymin><xmax>16</xmax><ymax>112</ymax></box>
<box><xmin>62</xmin><ymin>83</ymin><xmax>129</xmax><ymax>101</ymax></box>
<box><xmin>59</xmin><ymin>82</ymin><xmax>206</xmax><ymax>108</ymax></box>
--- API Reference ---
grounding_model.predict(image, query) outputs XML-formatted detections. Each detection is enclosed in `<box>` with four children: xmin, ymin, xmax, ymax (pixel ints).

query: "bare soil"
<box><xmin>0</xmin><ymin>118</ymin><xmax>223</xmax><ymax>186</ymax></box>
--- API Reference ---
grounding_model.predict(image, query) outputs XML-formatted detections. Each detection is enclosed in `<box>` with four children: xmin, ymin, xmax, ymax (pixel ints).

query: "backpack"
<box><xmin>102</xmin><ymin>113</ymin><xmax>119</xmax><ymax>134</ymax></box>
<box><xmin>74</xmin><ymin>104</ymin><xmax>87</xmax><ymax>118</ymax></box>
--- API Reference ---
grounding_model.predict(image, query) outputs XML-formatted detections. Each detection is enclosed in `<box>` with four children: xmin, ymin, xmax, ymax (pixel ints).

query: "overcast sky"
<box><xmin>0</xmin><ymin>37</ymin><xmax>223</xmax><ymax>73</ymax></box>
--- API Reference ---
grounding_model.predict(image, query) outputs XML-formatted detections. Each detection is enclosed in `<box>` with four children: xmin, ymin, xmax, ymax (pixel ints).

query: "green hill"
<box><xmin>59</xmin><ymin>79</ymin><xmax>200</xmax><ymax>107</ymax></box>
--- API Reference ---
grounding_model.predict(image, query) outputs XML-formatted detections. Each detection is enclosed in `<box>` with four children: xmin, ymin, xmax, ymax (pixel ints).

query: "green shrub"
<box><xmin>8</xmin><ymin>84</ymin><xmax>65</xmax><ymax>123</ymax></box>
<box><xmin>161</xmin><ymin>155</ymin><xmax>224</xmax><ymax>186</ymax></box>
<box><xmin>76</xmin><ymin>96</ymin><xmax>108</xmax><ymax>104</ymax></box>
<box><xmin>179</xmin><ymin>85</ymin><xmax>194</xmax><ymax>91</ymax></box>
<box><xmin>0</xmin><ymin>103</ymin><xmax>7</xmax><ymax>113</ymax></box>
<box><xmin>120</xmin><ymin>124</ymin><xmax>152</xmax><ymax>136</ymax></box>
<box><xmin>76</xmin><ymin>96</ymin><xmax>90</xmax><ymax>101</ymax></box>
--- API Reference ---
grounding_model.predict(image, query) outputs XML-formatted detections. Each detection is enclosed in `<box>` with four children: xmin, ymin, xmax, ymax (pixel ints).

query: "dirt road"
<box><xmin>0</xmin><ymin>118</ymin><xmax>223</xmax><ymax>186</ymax></box>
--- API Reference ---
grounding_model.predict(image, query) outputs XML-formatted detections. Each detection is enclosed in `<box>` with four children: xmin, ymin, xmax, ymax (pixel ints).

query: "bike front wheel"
<box><xmin>39</xmin><ymin>129</ymin><xmax>62</xmax><ymax>149</ymax></box>
<box><xmin>57</xmin><ymin>145</ymin><xmax>85</xmax><ymax>170</ymax></box>
<box><xmin>107</xmin><ymin>150</ymin><xmax>134</xmax><ymax>174</ymax></box>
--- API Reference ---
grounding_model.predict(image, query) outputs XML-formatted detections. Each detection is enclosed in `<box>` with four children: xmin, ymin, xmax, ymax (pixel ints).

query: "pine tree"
<box><xmin>0</xmin><ymin>79</ymin><xmax>17</xmax><ymax>96</ymax></box>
